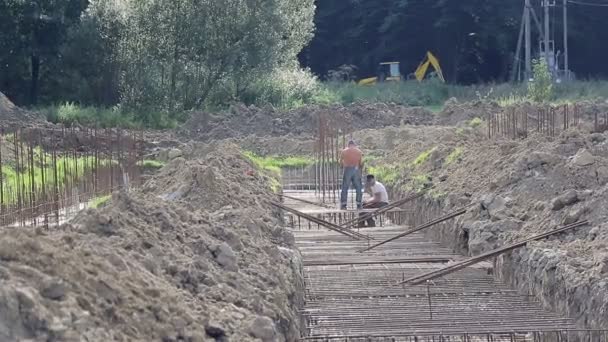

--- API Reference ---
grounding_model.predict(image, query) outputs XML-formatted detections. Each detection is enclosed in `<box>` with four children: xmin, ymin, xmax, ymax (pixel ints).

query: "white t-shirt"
<box><xmin>371</xmin><ymin>182</ymin><xmax>389</xmax><ymax>203</ymax></box>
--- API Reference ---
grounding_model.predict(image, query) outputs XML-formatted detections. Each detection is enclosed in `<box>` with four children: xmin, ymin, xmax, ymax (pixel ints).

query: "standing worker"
<box><xmin>340</xmin><ymin>140</ymin><xmax>363</xmax><ymax>210</ymax></box>
<box><xmin>359</xmin><ymin>174</ymin><xmax>390</xmax><ymax>227</ymax></box>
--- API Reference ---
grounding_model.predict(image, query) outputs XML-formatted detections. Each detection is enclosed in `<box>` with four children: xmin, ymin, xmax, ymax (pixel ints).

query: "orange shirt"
<box><xmin>341</xmin><ymin>147</ymin><xmax>362</xmax><ymax>167</ymax></box>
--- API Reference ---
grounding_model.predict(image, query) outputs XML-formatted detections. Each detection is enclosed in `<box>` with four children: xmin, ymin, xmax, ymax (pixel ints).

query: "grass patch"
<box><xmin>412</xmin><ymin>147</ymin><xmax>436</xmax><ymax>167</ymax></box>
<box><xmin>366</xmin><ymin>164</ymin><xmax>403</xmax><ymax>187</ymax></box>
<box><xmin>90</xmin><ymin>195</ymin><xmax>111</xmax><ymax>208</ymax></box>
<box><xmin>428</xmin><ymin>188</ymin><xmax>447</xmax><ymax>200</ymax></box>
<box><xmin>363</xmin><ymin>154</ymin><xmax>380</xmax><ymax>164</ymax></box>
<box><xmin>1</xmin><ymin>154</ymin><xmax>109</xmax><ymax>205</ymax></box>
<box><xmin>467</xmin><ymin>117</ymin><xmax>483</xmax><ymax>128</ymax></box>
<box><xmin>411</xmin><ymin>174</ymin><xmax>432</xmax><ymax>192</ymax></box>
<box><xmin>446</xmin><ymin>147</ymin><xmax>464</xmax><ymax>165</ymax></box>
<box><xmin>41</xmin><ymin>102</ymin><xmax>181</xmax><ymax>129</ymax></box>
<box><xmin>242</xmin><ymin>151</ymin><xmax>313</xmax><ymax>176</ymax></box>
<box><xmin>138</xmin><ymin>159</ymin><xmax>166</xmax><ymax>170</ymax></box>
<box><xmin>242</xmin><ymin>151</ymin><xmax>312</xmax><ymax>193</ymax></box>
<box><xmin>0</xmin><ymin>143</ymin><xmax>120</xmax><ymax>206</ymax></box>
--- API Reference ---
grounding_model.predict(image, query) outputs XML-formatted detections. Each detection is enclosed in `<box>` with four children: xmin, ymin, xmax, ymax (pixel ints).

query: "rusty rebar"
<box><xmin>399</xmin><ymin>220</ymin><xmax>588</xmax><ymax>285</ymax></box>
<box><xmin>0</xmin><ymin>125</ymin><xmax>143</xmax><ymax>227</ymax></box>
<box><xmin>358</xmin><ymin>205</ymin><xmax>470</xmax><ymax>252</ymax></box>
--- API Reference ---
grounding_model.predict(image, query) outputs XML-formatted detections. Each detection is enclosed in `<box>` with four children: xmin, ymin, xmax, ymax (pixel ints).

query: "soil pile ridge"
<box><xmin>373</xmin><ymin>124</ymin><xmax>608</xmax><ymax>328</ymax></box>
<box><xmin>182</xmin><ymin>102</ymin><xmax>436</xmax><ymax>141</ymax></box>
<box><xmin>0</xmin><ymin>92</ymin><xmax>44</xmax><ymax>123</ymax></box>
<box><xmin>0</xmin><ymin>143</ymin><xmax>302</xmax><ymax>341</ymax></box>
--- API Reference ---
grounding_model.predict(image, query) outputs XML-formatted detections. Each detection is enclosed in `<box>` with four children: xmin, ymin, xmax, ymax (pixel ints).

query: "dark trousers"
<box><xmin>340</xmin><ymin>166</ymin><xmax>362</xmax><ymax>209</ymax></box>
<box><xmin>359</xmin><ymin>202</ymin><xmax>389</xmax><ymax>227</ymax></box>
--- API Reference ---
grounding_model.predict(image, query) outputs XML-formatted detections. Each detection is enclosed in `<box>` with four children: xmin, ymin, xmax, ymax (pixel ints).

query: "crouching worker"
<box><xmin>358</xmin><ymin>174</ymin><xmax>389</xmax><ymax>227</ymax></box>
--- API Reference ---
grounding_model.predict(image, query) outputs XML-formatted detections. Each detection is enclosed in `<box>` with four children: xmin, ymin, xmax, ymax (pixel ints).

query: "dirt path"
<box><xmin>281</xmin><ymin>190</ymin><xmax>595</xmax><ymax>341</ymax></box>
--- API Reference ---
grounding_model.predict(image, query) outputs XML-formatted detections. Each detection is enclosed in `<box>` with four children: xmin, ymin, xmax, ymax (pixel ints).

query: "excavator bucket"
<box><xmin>426</xmin><ymin>52</ymin><xmax>445</xmax><ymax>82</ymax></box>
<box><xmin>415</xmin><ymin>61</ymin><xmax>430</xmax><ymax>82</ymax></box>
<box><xmin>414</xmin><ymin>51</ymin><xmax>445</xmax><ymax>83</ymax></box>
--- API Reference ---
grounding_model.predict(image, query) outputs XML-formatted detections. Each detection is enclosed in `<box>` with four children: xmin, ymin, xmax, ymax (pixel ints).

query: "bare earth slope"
<box><xmin>0</xmin><ymin>143</ymin><xmax>303</xmax><ymax>342</ymax></box>
<box><xmin>369</xmin><ymin>124</ymin><xmax>608</xmax><ymax>328</ymax></box>
<box><xmin>0</xmin><ymin>91</ymin><xmax>44</xmax><ymax>123</ymax></box>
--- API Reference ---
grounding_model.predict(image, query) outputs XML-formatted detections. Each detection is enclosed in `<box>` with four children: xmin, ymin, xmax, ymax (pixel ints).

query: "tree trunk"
<box><xmin>29</xmin><ymin>53</ymin><xmax>40</xmax><ymax>105</ymax></box>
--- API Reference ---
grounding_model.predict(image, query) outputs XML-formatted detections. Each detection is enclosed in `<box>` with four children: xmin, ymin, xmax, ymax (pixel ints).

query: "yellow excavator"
<box><xmin>414</xmin><ymin>51</ymin><xmax>445</xmax><ymax>82</ymax></box>
<box><xmin>357</xmin><ymin>51</ymin><xmax>445</xmax><ymax>85</ymax></box>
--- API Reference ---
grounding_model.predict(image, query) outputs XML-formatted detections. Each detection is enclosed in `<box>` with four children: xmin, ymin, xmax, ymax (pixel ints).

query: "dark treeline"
<box><xmin>0</xmin><ymin>0</ymin><xmax>315</xmax><ymax>112</ymax></box>
<box><xmin>299</xmin><ymin>0</ymin><xmax>608</xmax><ymax>83</ymax></box>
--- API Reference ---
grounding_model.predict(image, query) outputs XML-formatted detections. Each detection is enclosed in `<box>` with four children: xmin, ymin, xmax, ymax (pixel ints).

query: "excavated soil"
<box><xmin>364</xmin><ymin>123</ymin><xmax>608</xmax><ymax>328</ymax></box>
<box><xmin>0</xmin><ymin>143</ymin><xmax>303</xmax><ymax>342</ymax></box>
<box><xmin>181</xmin><ymin>102</ymin><xmax>436</xmax><ymax>141</ymax></box>
<box><xmin>0</xmin><ymin>92</ymin><xmax>44</xmax><ymax>123</ymax></box>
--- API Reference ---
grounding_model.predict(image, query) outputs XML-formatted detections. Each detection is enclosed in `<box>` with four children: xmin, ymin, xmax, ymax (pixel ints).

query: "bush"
<box><xmin>468</xmin><ymin>117</ymin><xmax>483</xmax><ymax>128</ymax></box>
<box><xmin>42</xmin><ymin>102</ymin><xmax>179</xmax><ymax>129</ymax></box>
<box><xmin>528</xmin><ymin>59</ymin><xmax>553</xmax><ymax>103</ymax></box>
<box><xmin>236</xmin><ymin>67</ymin><xmax>322</xmax><ymax>109</ymax></box>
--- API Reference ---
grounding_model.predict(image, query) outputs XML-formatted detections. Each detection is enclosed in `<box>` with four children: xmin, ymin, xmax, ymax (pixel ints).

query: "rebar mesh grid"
<box><xmin>287</xmin><ymin>192</ymin><xmax>591</xmax><ymax>341</ymax></box>
<box><xmin>300</xmin><ymin>329</ymin><xmax>608</xmax><ymax>342</ymax></box>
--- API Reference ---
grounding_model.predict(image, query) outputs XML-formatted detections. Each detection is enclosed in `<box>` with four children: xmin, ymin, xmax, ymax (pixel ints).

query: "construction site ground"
<box><xmin>2</xmin><ymin>98</ymin><xmax>608</xmax><ymax>341</ymax></box>
<box><xmin>281</xmin><ymin>191</ymin><xmax>596</xmax><ymax>341</ymax></box>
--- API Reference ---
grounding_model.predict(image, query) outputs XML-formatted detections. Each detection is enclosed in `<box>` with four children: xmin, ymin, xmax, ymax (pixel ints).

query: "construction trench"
<box><xmin>276</xmin><ymin>112</ymin><xmax>608</xmax><ymax>341</ymax></box>
<box><xmin>280</xmin><ymin>184</ymin><xmax>604</xmax><ymax>341</ymax></box>
<box><xmin>1</xmin><ymin>101</ymin><xmax>608</xmax><ymax>341</ymax></box>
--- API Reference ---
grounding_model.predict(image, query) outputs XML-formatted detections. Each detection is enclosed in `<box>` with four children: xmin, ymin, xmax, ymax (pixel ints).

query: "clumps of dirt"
<box><xmin>231</xmin><ymin>135</ymin><xmax>315</xmax><ymax>156</ymax></box>
<box><xmin>375</xmin><ymin>124</ymin><xmax>608</xmax><ymax>329</ymax></box>
<box><xmin>0</xmin><ymin>143</ymin><xmax>303</xmax><ymax>341</ymax></box>
<box><xmin>0</xmin><ymin>91</ymin><xmax>44</xmax><ymax>123</ymax></box>
<box><xmin>181</xmin><ymin>102</ymin><xmax>436</xmax><ymax>141</ymax></box>
<box><xmin>436</xmin><ymin>97</ymin><xmax>502</xmax><ymax>125</ymax></box>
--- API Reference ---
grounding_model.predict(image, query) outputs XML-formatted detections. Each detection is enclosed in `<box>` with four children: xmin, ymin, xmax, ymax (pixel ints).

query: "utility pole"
<box><xmin>525</xmin><ymin>0</ymin><xmax>531</xmax><ymax>79</ymax></box>
<box><xmin>544</xmin><ymin>0</ymin><xmax>550</xmax><ymax>67</ymax></box>
<box><xmin>563</xmin><ymin>0</ymin><xmax>569</xmax><ymax>80</ymax></box>
<box><xmin>510</xmin><ymin>7</ymin><xmax>526</xmax><ymax>82</ymax></box>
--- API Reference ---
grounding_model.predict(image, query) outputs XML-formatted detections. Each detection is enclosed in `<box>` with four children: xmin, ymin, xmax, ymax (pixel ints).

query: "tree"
<box><xmin>106</xmin><ymin>0</ymin><xmax>315</xmax><ymax>112</ymax></box>
<box><xmin>0</xmin><ymin>0</ymin><xmax>86</xmax><ymax>105</ymax></box>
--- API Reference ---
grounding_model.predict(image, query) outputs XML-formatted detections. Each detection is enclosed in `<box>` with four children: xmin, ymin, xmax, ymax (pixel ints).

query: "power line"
<box><xmin>568</xmin><ymin>0</ymin><xmax>608</xmax><ymax>7</ymax></box>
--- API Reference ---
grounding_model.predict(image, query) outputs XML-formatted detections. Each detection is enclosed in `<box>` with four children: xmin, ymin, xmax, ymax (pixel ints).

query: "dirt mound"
<box><xmin>0</xmin><ymin>143</ymin><xmax>303</xmax><ymax>341</ymax></box>
<box><xmin>436</xmin><ymin>97</ymin><xmax>501</xmax><ymax>125</ymax></box>
<box><xmin>181</xmin><ymin>102</ymin><xmax>436</xmax><ymax>141</ymax></box>
<box><xmin>0</xmin><ymin>92</ymin><xmax>43</xmax><ymax>123</ymax></box>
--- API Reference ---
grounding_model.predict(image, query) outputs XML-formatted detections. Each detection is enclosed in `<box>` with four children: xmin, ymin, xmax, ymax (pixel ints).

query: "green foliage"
<box><xmin>269</xmin><ymin>178</ymin><xmax>282</xmax><ymax>194</ymax></box>
<box><xmin>366</xmin><ymin>164</ymin><xmax>401</xmax><ymax>186</ymax></box>
<box><xmin>42</xmin><ymin>103</ymin><xmax>179</xmax><ymax>129</ymax></box>
<box><xmin>243</xmin><ymin>152</ymin><xmax>312</xmax><ymax>171</ymax></box>
<box><xmin>412</xmin><ymin>147</ymin><xmax>436</xmax><ymax>167</ymax></box>
<box><xmin>446</xmin><ymin>147</ymin><xmax>464</xmax><ymax>165</ymax></box>
<box><xmin>90</xmin><ymin>195</ymin><xmax>111</xmax><ymax>209</ymax></box>
<box><xmin>236</xmin><ymin>68</ymin><xmax>323</xmax><ymax>109</ymax></box>
<box><xmin>242</xmin><ymin>151</ymin><xmax>309</xmax><ymax>193</ymax></box>
<box><xmin>1</xmin><ymin>152</ymin><xmax>104</xmax><ymax>205</ymax></box>
<box><xmin>138</xmin><ymin>160</ymin><xmax>166</xmax><ymax>170</ymax></box>
<box><xmin>429</xmin><ymin>188</ymin><xmax>447</xmax><ymax>200</ymax></box>
<box><xmin>322</xmin><ymin>81</ymin><xmax>449</xmax><ymax>107</ymax></box>
<box><xmin>467</xmin><ymin>117</ymin><xmax>483</xmax><ymax>128</ymax></box>
<box><xmin>111</xmin><ymin>0</ymin><xmax>315</xmax><ymax>112</ymax></box>
<box><xmin>528</xmin><ymin>59</ymin><xmax>554</xmax><ymax>103</ymax></box>
<box><xmin>412</xmin><ymin>174</ymin><xmax>432</xmax><ymax>192</ymax></box>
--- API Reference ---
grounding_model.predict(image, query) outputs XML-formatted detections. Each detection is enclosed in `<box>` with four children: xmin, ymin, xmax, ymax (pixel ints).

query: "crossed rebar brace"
<box><xmin>0</xmin><ymin>125</ymin><xmax>143</xmax><ymax>227</ymax></box>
